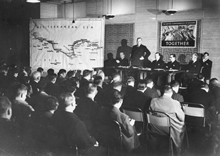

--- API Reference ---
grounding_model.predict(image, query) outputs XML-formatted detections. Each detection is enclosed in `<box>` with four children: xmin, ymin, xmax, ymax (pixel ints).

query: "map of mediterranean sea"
<box><xmin>30</xmin><ymin>19</ymin><xmax>104</xmax><ymax>71</ymax></box>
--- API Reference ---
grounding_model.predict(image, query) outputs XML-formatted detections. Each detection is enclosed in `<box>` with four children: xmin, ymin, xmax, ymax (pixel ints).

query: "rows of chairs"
<box><xmin>76</xmin><ymin>103</ymin><xmax>206</xmax><ymax>156</ymax></box>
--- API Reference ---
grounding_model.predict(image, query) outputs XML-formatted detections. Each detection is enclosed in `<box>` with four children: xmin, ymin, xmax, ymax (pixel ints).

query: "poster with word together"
<box><xmin>30</xmin><ymin>18</ymin><xmax>105</xmax><ymax>72</ymax></box>
<box><xmin>161</xmin><ymin>21</ymin><xmax>197</xmax><ymax>48</ymax></box>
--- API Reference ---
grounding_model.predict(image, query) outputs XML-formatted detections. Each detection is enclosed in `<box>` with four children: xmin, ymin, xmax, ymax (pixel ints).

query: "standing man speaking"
<box><xmin>130</xmin><ymin>37</ymin><xmax>151</xmax><ymax>68</ymax></box>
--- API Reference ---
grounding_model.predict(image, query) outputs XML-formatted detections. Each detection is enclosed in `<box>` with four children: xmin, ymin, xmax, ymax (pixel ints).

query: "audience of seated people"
<box><xmin>0</xmin><ymin>60</ymin><xmax>219</xmax><ymax>155</ymax></box>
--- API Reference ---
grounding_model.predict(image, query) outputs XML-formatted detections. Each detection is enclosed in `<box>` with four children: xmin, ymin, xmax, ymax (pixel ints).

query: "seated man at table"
<box><xmin>176</xmin><ymin>53</ymin><xmax>201</xmax><ymax>87</ymax></box>
<box><xmin>166</xmin><ymin>54</ymin><xmax>181</xmax><ymax>83</ymax></box>
<box><xmin>116</xmin><ymin>52</ymin><xmax>129</xmax><ymax>67</ymax></box>
<box><xmin>149</xmin><ymin>85</ymin><xmax>185</xmax><ymax>155</ymax></box>
<box><xmin>150</xmin><ymin>52</ymin><xmax>166</xmax><ymax>86</ymax></box>
<box><xmin>99</xmin><ymin>89</ymin><xmax>140</xmax><ymax>152</ymax></box>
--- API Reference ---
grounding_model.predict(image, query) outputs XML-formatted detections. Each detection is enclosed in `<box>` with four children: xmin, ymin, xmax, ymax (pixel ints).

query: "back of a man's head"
<box><xmin>0</xmin><ymin>96</ymin><xmax>12</xmax><ymax>119</ymax></box>
<box><xmin>110</xmin><ymin>89</ymin><xmax>122</xmax><ymax>106</ymax></box>
<box><xmin>85</xmin><ymin>83</ymin><xmax>97</xmax><ymax>96</ymax></box>
<box><xmin>47</xmin><ymin>68</ymin><xmax>54</xmax><ymax>76</ymax></box>
<box><xmin>170</xmin><ymin>80</ymin><xmax>179</xmax><ymax>88</ymax></box>
<box><xmin>126</xmin><ymin>76</ymin><xmax>135</xmax><ymax>87</ymax></box>
<box><xmin>163</xmin><ymin>85</ymin><xmax>173</xmax><ymax>96</ymax></box>
<box><xmin>31</xmin><ymin>71</ymin><xmax>41</xmax><ymax>82</ymax></box>
<box><xmin>58</xmin><ymin>92</ymin><xmax>75</xmax><ymax>110</ymax></box>
<box><xmin>45</xmin><ymin>96</ymin><xmax>59</xmax><ymax>112</ymax></box>
<box><xmin>138</xmin><ymin>80</ymin><xmax>146</xmax><ymax>90</ymax></box>
<box><xmin>15</xmin><ymin>84</ymin><xmax>28</xmax><ymax>99</ymax></box>
<box><xmin>93</xmin><ymin>76</ymin><xmax>103</xmax><ymax>86</ymax></box>
<box><xmin>146</xmin><ymin>78</ymin><xmax>154</xmax><ymax>88</ymax></box>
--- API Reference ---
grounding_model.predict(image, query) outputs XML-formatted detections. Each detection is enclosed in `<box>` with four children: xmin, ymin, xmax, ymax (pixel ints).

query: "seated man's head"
<box><xmin>126</xmin><ymin>76</ymin><xmax>135</xmax><ymax>87</ymax></box>
<box><xmin>146</xmin><ymin>78</ymin><xmax>154</xmax><ymax>89</ymax></box>
<box><xmin>49</xmin><ymin>73</ymin><xmax>57</xmax><ymax>84</ymax></box>
<box><xmin>109</xmin><ymin>89</ymin><xmax>123</xmax><ymax>108</ymax></box>
<box><xmin>83</xmin><ymin>70</ymin><xmax>92</xmax><ymax>80</ymax></box>
<box><xmin>0</xmin><ymin>96</ymin><xmax>12</xmax><ymax>120</ymax></box>
<box><xmin>112</xmin><ymin>73</ymin><xmax>122</xmax><ymax>84</ymax></box>
<box><xmin>169</xmin><ymin>54</ymin><xmax>176</xmax><ymax>63</ymax></box>
<box><xmin>137</xmin><ymin>80</ymin><xmax>147</xmax><ymax>92</ymax></box>
<box><xmin>31</xmin><ymin>71</ymin><xmax>41</xmax><ymax>83</ymax></box>
<box><xmin>93</xmin><ymin>76</ymin><xmax>103</xmax><ymax>87</ymax></box>
<box><xmin>107</xmin><ymin>53</ymin><xmax>114</xmax><ymax>60</ymax></box>
<box><xmin>162</xmin><ymin>85</ymin><xmax>173</xmax><ymax>97</ymax></box>
<box><xmin>203</xmin><ymin>52</ymin><xmax>209</xmax><ymax>60</ymax></box>
<box><xmin>47</xmin><ymin>68</ymin><xmax>54</xmax><ymax>76</ymax></box>
<box><xmin>58</xmin><ymin>92</ymin><xmax>76</xmax><ymax>112</ymax></box>
<box><xmin>192</xmin><ymin>53</ymin><xmax>198</xmax><ymax>62</ymax></box>
<box><xmin>45</xmin><ymin>96</ymin><xmax>59</xmax><ymax>113</ymax></box>
<box><xmin>155</xmin><ymin>52</ymin><xmax>161</xmax><ymax>61</ymax></box>
<box><xmin>85</xmin><ymin>83</ymin><xmax>98</xmax><ymax>100</ymax></box>
<box><xmin>15</xmin><ymin>84</ymin><xmax>28</xmax><ymax>101</ymax></box>
<box><xmin>170</xmin><ymin>80</ymin><xmax>180</xmax><ymax>93</ymax></box>
<box><xmin>58</xmin><ymin>69</ymin><xmax>66</xmax><ymax>78</ymax></box>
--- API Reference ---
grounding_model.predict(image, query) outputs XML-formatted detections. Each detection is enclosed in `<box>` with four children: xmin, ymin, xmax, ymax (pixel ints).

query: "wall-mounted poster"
<box><xmin>161</xmin><ymin>21</ymin><xmax>197</xmax><ymax>48</ymax></box>
<box><xmin>30</xmin><ymin>18</ymin><xmax>104</xmax><ymax>72</ymax></box>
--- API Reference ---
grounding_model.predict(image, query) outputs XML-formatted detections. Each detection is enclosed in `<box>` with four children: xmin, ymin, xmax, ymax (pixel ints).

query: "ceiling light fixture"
<box><xmin>26</xmin><ymin>0</ymin><xmax>40</xmax><ymax>3</ymax></box>
<box><xmin>166</xmin><ymin>0</ymin><xmax>177</xmax><ymax>15</ymax></box>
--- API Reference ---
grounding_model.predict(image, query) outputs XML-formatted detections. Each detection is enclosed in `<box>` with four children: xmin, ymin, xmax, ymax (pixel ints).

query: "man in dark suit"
<box><xmin>130</xmin><ymin>37</ymin><xmax>151</xmax><ymax>67</ymax></box>
<box><xmin>170</xmin><ymin>80</ymin><xmax>184</xmax><ymax>102</ymax></box>
<box><xmin>150</xmin><ymin>52</ymin><xmax>166</xmax><ymax>86</ymax></box>
<box><xmin>166</xmin><ymin>54</ymin><xmax>181</xmax><ymax>83</ymax></box>
<box><xmin>177</xmin><ymin>53</ymin><xmax>201</xmax><ymax>87</ymax></box>
<box><xmin>99</xmin><ymin>89</ymin><xmax>140</xmax><ymax>152</ymax></box>
<box><xmin>188</xmin><ymin>83</ymin><xmax>216</xmax><ymax>124</ymax></box>
<box><xmin>200</xmin><ymin>52</ymin><xmax>212</xmax><ymax>82</ymax></box>
<box><xmin>75</xmin><ymin>83</ymin><xmax>101</xmax><ymax>134</ymax></box>
<box><xmin>116</xmin><ymin>52</ymin><xmax>129</xmax><ymax>66</ymax></box>
<box><xmin>209</xmin><ymin>78</ymin><xmax>220</xmax><ymax>113</ymax></box>
<box><xmin>53</xmin><ymin>92</ymin><xmax>106</xmax><ymax>156</ymax></box>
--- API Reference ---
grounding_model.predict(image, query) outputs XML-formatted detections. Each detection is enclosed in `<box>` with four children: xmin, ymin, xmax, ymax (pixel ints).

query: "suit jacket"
<box><xmin>99</xmin><ymin>106</ymin><xmax>140</xmax><ymax>152</ymax></box>
<box><xmin>117</xmin><ymin>58</ymin><xmax>129</xmax><ymax>66</ymax></box>
<box><xmin>52</xmin><ymin>110</ymin><xmax>96</xmax><ymax>150</ymax></box>
<box><xmin>201</xmin><ymin>59</ymin><xmax>212</xmax><ymax>79</ymax></box>
<box><xmin>187</xmin><ymin>60</ymin><xmax>201</xmax><ymax>74</ymax></box>
<box><xmin>166</xmin><ymin>60</ymin><xmax>180</xmax><ymax>70</ymax></box>
<box><xmin>130</xmin><ymin>44</ymin><xmax>150</xmax><ymax>67</ymax></box>
<box><xmin>189</xmin><ymin>89</ymin><xmax>215</xmax><ymax>110</ymax></box>
<box><xmin>172</xmin><ymin>91</ymin><xmax>184</xmax><ymax>102</ymax></box>
<box><xmin>151</xmin><ymin>59</ymin><xmax>166</xmax><ymax>69</ymax></box>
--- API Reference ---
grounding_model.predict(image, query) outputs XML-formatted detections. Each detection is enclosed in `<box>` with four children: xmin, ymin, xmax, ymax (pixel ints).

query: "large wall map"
<box><xmin>30</xmin><ymin>18</ymin><xmax>104</xmax><ymax>72</ymax></box>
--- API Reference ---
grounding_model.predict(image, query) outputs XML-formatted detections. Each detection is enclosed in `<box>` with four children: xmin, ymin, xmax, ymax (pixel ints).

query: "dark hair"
<box><xmin>137</xmin><ymin>79</ymin><xmax>146</xmax><ymax>90</ymax></box>
<box><xmin>45</xmin><ymin>96</ymin><xmax>58</xmax><ymax>111</ymax></box>
<box><xmin>59</xmin><ymin>92</ymin><xmax>73</xmax><ymax>109</ymax></box>
<box><xmin>47</xmin><ymin>68</ymin><xmax>54</xmax><ymax>75</ymax></box>
<box><xmin>0</xmin><ymin>96</ymin><xmax>11</xmax><ymax>115</ymax></box>
<box><xmin>83</xmin><ymin>70</ymin><xmax>92</xmax><ymax>77</ymax></box>
<box><xmin>66</xmin><ymin>70</ymin><xmax>75</xmax><ymax>79</ymax></box>
<box><xmin>204</xmin><ymin>52</ymin><xmax>209</xmax><ymax>56</ymax></box>
<box><xmin>85</xmin><ymin>83</ymin><xmax>97</xmax><ymax>95</ymax></box>
<box><xmin>170</xmin><ymin>54</ymin><xmax>176</xmax><ymax>58</ymax></box>
<box><xmin>58</xmin><ymin>69</ymin><xmax>66</xmax><ymax>76</ymax></box>
<box><xmin>126</xmin><ymin>76</ymin><xmax>135</xmax><ymax>83</ymax></box>
<box><xmin>65</xmin><ymin>79</ymin><xmax>77</xmax><ymax>93</ymax></box>
<box><xmin>163</xmin><ymin>85</ymin><xmax>173</xmax><ymax>94</ymax></box>
<box><xmin>93</xmin><ymin>76</ymin><xmax>103</xmax><ymax>85</ymax></box>
<box><xmin>170</xmin><ymin>80</ymin><xmax>179</xmax><ymax>88</ymax></box>
<box><xmin>15</xmin><ymin>84</ymin><xmax>28</xmax><ymax>98</ymax></box>
<box><xmin>37</xmin><ymin>67</ymin><xmax>44</xmax><ymax>73</ymax></box>
<box><xmin>110</xmin><ymin>89</ymin><xmax>122</xmax><ymax>105</ymax></box>
<box><xmin>145</xmin><ymin>78</ymin><xmax>153</xmax><ymax>85</ymax></box>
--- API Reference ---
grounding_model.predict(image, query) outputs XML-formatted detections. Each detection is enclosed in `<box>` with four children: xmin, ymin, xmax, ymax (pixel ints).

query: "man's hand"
<box><xmin>129</xmin><ymin>119</ymin><xmax>135</xmax><ymax>126</ymax></box>
<box><xmin>139</xmin><ymin>56</ymin><xmax>144</xmax><ymax>60</ymax></box>
<box><xmin>94</xmin><ymin>141</ymin><xmax>99</xmax><ymax>147</ymax></box>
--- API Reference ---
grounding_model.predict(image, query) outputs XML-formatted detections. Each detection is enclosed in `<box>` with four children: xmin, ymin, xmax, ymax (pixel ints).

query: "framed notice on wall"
<box><xmin>161</xmin><ymin>21</ymin><xmax>197</xmax><ymax>48</ymax></box>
